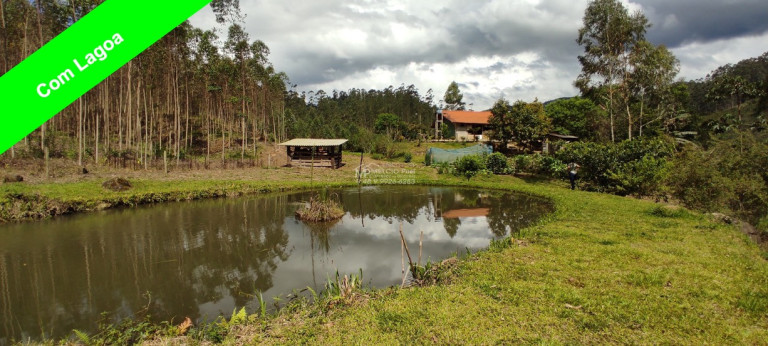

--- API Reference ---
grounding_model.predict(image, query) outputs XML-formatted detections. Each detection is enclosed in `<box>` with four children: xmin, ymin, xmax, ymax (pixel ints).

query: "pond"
<box><xmin>0</xmin><ymin>185</ymin><xmax>553</xmax><ymax>342</ymax></box>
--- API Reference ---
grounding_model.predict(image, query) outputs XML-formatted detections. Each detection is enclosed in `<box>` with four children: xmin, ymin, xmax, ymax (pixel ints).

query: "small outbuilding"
<box><xmin>279</xmin><ymin>138</ymin><xmax>348</xmax><ymax>169</ymax></box>
<box><xmin>542</xmin><ymin>133</ymin><xmax>579</xmax><ymax>153</ymax></box>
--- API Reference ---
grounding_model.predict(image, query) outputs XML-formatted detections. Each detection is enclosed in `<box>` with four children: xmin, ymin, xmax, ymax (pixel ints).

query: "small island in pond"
<box><xmin>295</xmin><ymin>195</ymin><xmax>345</xmax><ymax>222</ymax></box>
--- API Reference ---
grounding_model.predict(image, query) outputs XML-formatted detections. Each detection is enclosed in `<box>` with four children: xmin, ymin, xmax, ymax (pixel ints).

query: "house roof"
<box><xmin>279</xmin><ymin>138</ymin><xmax>348</xmax><ymax>146</ymax></box>
<box><xmin>442</xmin><ymin>110</ymin><xmax>492</xmax><ymax>125</ymax></box>
<box><xmin>442</xmin><ymin>208</ymin><xmax>490</xmax><ymax>219</ymax></box>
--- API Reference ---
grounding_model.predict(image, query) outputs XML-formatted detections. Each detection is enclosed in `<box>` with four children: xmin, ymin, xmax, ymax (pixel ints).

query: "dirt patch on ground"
<box><xmin>0</xmin><ymin>150</ymin><xmax>423</xmax><ymax>186</ymax></box>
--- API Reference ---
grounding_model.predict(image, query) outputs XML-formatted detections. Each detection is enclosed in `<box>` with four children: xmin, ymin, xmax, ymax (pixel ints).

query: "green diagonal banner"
<box><xmin>0</xmin><ymin>0</ymin><xmax>211</xmax><ymax>155</ymax></box>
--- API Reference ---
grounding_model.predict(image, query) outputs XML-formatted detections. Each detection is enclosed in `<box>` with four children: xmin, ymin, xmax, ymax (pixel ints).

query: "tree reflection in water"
<box><xmin>0</xmin><ymin>186</ymin><xmax>552</xmax><ymax>342</ymax></box>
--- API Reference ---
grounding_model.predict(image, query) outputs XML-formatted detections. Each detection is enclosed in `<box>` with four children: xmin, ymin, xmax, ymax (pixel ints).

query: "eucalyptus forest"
<box><xmin>0</xmin><ymin>0</ymin><xmax>436</xmax><ymax>166</ymax></box>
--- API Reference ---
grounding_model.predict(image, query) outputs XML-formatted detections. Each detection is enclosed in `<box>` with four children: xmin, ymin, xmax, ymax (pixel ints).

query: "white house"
<box><xmin>435</xmin><ymin>110</ymin><xmax>493</xmax><ymax>141</ymax></box>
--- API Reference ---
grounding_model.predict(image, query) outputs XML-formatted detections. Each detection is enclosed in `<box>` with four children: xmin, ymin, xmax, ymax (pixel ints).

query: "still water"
<box><xmin>0</xmin><ymin>185</ymin><xmax>552</xmax><ymax>342</ymax></box>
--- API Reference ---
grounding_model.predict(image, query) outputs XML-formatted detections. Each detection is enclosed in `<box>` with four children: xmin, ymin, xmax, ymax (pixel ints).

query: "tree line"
<box><xmin>487</xmin><ymin>0</ymin><xmax>765</xmax><ymax>149</ymax></box>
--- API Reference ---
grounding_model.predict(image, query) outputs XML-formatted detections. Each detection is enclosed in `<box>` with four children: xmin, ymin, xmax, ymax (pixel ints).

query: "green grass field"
<box><xmin>2</xmin><ymin>162</ymin><xmax>767</xmax><ymax>344</ymax></box>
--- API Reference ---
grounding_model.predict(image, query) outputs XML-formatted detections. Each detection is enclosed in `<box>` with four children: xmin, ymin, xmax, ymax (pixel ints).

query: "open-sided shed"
<box><xmin>279</xmin><ymin>138</ymin><xmax>348</xmax><ymax>169</ymax></box>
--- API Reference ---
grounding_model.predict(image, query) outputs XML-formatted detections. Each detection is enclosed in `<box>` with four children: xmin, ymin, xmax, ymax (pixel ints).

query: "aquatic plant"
<box><xmin>295</xmin><ymin>194</ymin><xmax>345</xmax><ymax>222</ymax></box>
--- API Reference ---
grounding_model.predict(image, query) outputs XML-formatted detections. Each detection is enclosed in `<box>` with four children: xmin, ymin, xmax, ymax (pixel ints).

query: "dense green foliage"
<box><xmin>555</xmin><ymin>138</ymin><xmax>674</xmax><ymax>196</ymax></box>
<box><xmin>667</xmin><ymin>132</ymin><xmax>768</xmax><ymax>225</ymax></box>
<box><xmin>443</xmin><ymin>81</ymin><xmax>466</xmax><ymax>110</ymax></box>
<box><xmin>512</xmin><ymin>154</ymin><xmax>566</xmax><ymax>177</ymax></box>
<box><xmin>688</xmin><ymin>52</ymin><xmax>768</xmax><ymax>117</ymax></box>
<box><xmin>453</xmin><ymin>155</ymin><xmax>486</xmax><ymax>180</ymax></box>
<box><xmin>544</xmin><ymin>97</ymin><xmax>598</xmax><ymax>139</ymax></box>
<box><xmin>489</xmin><ymin>99</ymin><xmax>551</xmax><ymax>148</ymax></box>
<box><xmin>485</xmin><ymin>152</ymin><xmax>509</xmax><ymax>175</ymax></box>
<box><xmin>284</xmin><ymin>85</ymin><xmax>437</xmax><ymax>153</ymax></box>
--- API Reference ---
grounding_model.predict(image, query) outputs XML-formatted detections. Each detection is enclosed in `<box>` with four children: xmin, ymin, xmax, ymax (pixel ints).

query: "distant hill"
<box><xmin>543</xmin><ymin>97</ymin><xmax>576</xmax><ymax>106</ymax></box>
<box><xmin>687</xmin><ymin>51</ymin><xmax>768</xmax><ymax>116</ymax></box>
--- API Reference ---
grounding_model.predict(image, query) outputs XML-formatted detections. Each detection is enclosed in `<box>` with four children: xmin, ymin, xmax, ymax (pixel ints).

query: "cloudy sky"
<box><xmin>189</xmin><ymin>0</ymin><xmax>768</xmax><ymax>110</ymax></box>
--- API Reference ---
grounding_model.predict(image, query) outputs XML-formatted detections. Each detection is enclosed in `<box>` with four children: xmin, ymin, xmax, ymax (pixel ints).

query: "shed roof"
<box><xmin>443</xmin><ymin>110</ymin><xmax>492</xmax><ymax>125</ymax></box>
<box><xmin>547</xmin><ymin>133</ymin><xmax>578</xmax><ymax>140</ymax></box>
<box><xmin>279</xmin><ymin>138</ymin><xmax>348</xmax><ymax>146</ymax></box>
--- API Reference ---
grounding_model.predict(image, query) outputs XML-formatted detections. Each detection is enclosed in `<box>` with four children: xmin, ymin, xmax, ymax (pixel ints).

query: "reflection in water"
<box><xmin>0</xmin><ymin>186</ymin><xmax>552</xmax><ymax>342</ymax></box>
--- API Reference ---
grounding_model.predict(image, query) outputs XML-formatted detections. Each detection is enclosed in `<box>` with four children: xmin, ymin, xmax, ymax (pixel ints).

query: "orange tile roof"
<box><xmin>442</xmin><ymin>208</ymin><xmax>490</xmax><ymax>219</ymax></box>
<box><xmin>442</xmin><ymin>110</ymin><xmax>492</xmax><ymax>125</ymax></box>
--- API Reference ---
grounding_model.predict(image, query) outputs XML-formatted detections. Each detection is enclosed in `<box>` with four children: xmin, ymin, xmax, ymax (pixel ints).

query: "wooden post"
<box><xmin>401</xmin><ymin>232</ymin><xmax>406</xmax><ymax>288</ymax></box>
<box><xmin>357</xmin><ymin>151</ymin><xmax>364</xmax><ymax>184</ymax></box>
<box><xmin>163</xmin><ymin>151</ymin><xmax>168</xmax><ymax>175</ymax></box>
<box><xmin>399</xmin><ymin>222</ymin><xmax>413</xmax><ymax>265</ymax></box>
<box><xmin>310</xmin><ymin>146</ymin><xmax>315</xmax><ymax>185</ymax></box>
<box><xmin>419</xmin><ymin>230</ymin><xmax>423</xmax><ymax>266</ymax></box>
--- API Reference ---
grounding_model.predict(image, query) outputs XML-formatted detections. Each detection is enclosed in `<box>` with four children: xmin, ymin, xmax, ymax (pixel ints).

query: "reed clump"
<box><xmin>295</xmin><ymin>195</ymin><xmax>344</xmax><ymax>222</ymax></box>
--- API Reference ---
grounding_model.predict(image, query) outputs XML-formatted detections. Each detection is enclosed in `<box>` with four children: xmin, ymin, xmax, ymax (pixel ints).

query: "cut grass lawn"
<box><xmin>2</xmin><ymin>164</ymin><xmax>767</xmax><ymax>344</ymax></box>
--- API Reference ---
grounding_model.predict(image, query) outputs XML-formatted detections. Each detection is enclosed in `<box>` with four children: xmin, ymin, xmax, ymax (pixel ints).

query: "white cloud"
<box><xmin>189</xmin><ymin>0</ymin><xmax>767</xmax><ymax>110</ymax></box>
<box><xmin>673</xmin><ymin>31</ymin><xmax>768</xmax><ymax>80</ymax></box>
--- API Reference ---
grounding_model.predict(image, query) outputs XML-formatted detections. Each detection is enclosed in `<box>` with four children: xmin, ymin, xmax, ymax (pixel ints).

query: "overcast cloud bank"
<box><xmin>190</xmin><ymin>0</ymin><xmax>768</xmax><ymax>110</ymax></box>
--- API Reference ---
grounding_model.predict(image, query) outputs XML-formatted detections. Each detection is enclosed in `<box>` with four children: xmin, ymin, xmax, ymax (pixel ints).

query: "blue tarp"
<box><xmin>425</xmin><ymin>144</ymin><xmax>492</xmax><ymax>165</ymax></box>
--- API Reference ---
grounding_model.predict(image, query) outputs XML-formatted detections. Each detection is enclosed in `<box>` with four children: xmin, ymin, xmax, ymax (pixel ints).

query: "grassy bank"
<box><xmin>0</xmin><ymin>154</ymin><xmax>392</xmax><ymax>222</ymax></box>
<box><xmin>3</xmin><ymin>164</ymin><xmax>768</xmax><ymax>344</ymax></box>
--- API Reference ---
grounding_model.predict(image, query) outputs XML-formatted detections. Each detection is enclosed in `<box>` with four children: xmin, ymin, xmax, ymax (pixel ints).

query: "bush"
<box><xmin>541</xmin><ymin>155</ymin><xmax>567</xmax><ymax>177</ymax></box>
<box><xmin>403</xmin><ymin>152</ymin><xmax>413</xmax><ymax>163</ymax></box>
<box><xmin>434</xmin><ymin>162</ymin><xmax>454</xmax><ymax>175</ymax></box>
<box><xmin>513</xmin><ymin>155</ymin><xmax>540</xmax><ymax>173</ymax></box>
<box><xmin>605</xmin><ymin>155</ymin><xmax>670</xmax><ymax>196</ymax></box>
<box><xmin>485</xmin><ymin>152</ymin><xmax>508</xmax><ymax>174</ymax></box>
<box><xmin>556</xmin><ymin>138</ymin><xmax>674</xmax><ymax>196</ymax></box>
<box><xmin>454</xmin><ymin>155</ymin><xmax>485</xmax><ymax>180</ymax></box>
<box><xmin>667</xmin><ymin>134</ymin><xmax>768</xmax><ymax>224</ymax></box>
<box><xmin>511</xmin><ymin>154</ymin><xmax>565</xmax><ymax>177</ymax></box>
<box><xmin>758</xmin><ymin>216</ymin><xmax>768</xmax><ymax>234</ymax></box>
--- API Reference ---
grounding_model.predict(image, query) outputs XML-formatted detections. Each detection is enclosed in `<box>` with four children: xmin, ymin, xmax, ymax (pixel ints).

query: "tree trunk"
<box><xmin>175</xmin><ymin>63</ymin><xmax>181</xmax><ymax>166</ymax></box>
<box><xmin>608</xmin><ymin>65</ymin><xmax>615</xmax><ymax>143</ymax></box>
<box><xmin>626</xmin><ymin>101</ymin><xmax>632</xmax><ymax>141</ymax></box>
<box><xmin>185</xmin><ymin>76</ymin><xmax>190</xmax><ymax>150</ymax></box>
<box><xmin>78</xmin><ymin>97</ymin><xmax>83</xmax><ymax>166</ymax></box>
<box><xmin>136</xmin><ymin>76</ymin><xmax>142</xmax><ymax>167</ymax></box>
<box><xmin>241</xmin><ymin>62</ymin><xmax>246</xmax><ymax>161</ymax></box>
<box><xmin>95</xmin><ymin>100</ymin><xmax>99</xmax><ymax>165</ymax></box>
<box><xmin>126</xmin><ymin>62</ymin><xmax>132</xmax><ymax>151</ymax></box>
<box><xmin>638</xmin><ymin>92</ymin><xmax>644</xmax><ymax>137</ymax></box>
<box><xmin>70</xmin><ymin>0</ymin><xmax>77</xmax><ymax>21</ymax></box>
<box><xmin>0</xmin><ymin>0</ymin><xmax>7</xmax><ymax>75</ymax></box>
<box><xmin>36</xmin><ymin>0</ymin><xmax>46</xmax><ymax>151</ymax></box>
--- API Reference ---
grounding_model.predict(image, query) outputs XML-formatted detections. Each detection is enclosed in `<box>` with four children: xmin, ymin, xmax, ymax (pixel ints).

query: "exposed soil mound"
<box><xmin>102</xmin><ymin>177</ymin><xmax>132</xmax><ymax>191</ymax></box>
<box><xmin>3</xmin><ymin>175</ymin><xmax>23</xmax><ymax>183</ymax></box>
